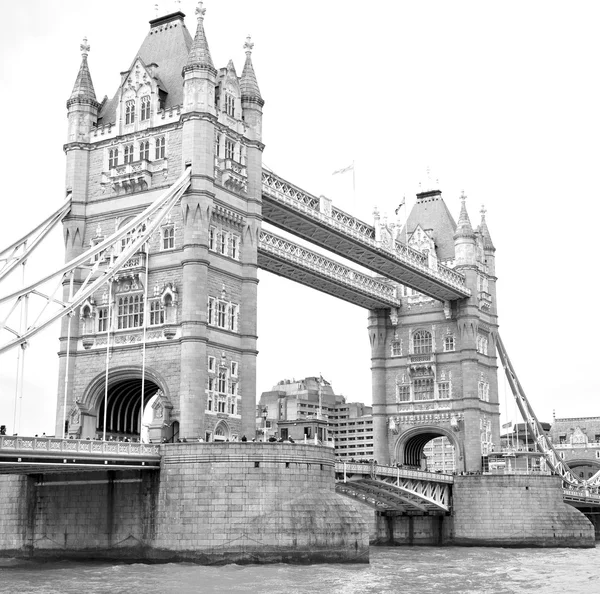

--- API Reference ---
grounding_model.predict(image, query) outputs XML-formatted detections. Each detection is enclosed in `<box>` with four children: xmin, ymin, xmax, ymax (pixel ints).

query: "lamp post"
<box><xmin>261</xmin><ymin>407</ymin><xmax>268</xmax><ymax>442</ymax></box>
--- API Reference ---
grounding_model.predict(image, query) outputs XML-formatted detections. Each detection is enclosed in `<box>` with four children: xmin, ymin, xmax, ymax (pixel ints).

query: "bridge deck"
<box><xmin>0</xmin><ymin>436</ymin><xmax>161</xmax><ymax>474</ymax></box>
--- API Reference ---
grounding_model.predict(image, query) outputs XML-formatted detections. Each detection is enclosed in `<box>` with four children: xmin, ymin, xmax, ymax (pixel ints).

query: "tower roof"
<box><xmin>477</xmin><ymin>205</ymin><xmax>495</xmax><ymax>251</ymax></box>
<box><xmin>184</xmin><ymin>1</ymin><xmax>216</xmax><ymax>74</ymax></box>
<box><xmin>240</xmin><ymin>35</ymin><xmax>263</xmax><ymax>103</ymax></box>
<box><xmin>403</xmin><ymin>190</ymin><xmax>457</xmax><ymax>261</ymax></box>
<box><xmin>68</xmin><ymin>38</ymin><xmax>99</xmax><ymax>107</ymax></box>
<box><xmin>453</xmin><ymin>192</ymin><xmax>476</xmax><ymax>241</ymax></box>
<box><xmin>98</xmin><ymin>11</ymin><xmax>193</xmax><ymax>124</ymax></box>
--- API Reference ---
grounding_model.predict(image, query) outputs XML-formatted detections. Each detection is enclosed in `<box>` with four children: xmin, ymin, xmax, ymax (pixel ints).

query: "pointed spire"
<box><xmin>68</xmin><ymin>37</ymin><xmax>99</xmax><ymax>106</ymax></box>
<box><xmin>453</xmin><ymin>191</ymin><xmax>476</xmax><ymax>240</ymax></box>
<box><xmin>184</xmin><ymin>1</ymin><xmax>216</xmax><ymax>74</ymax></box>
<box><xmin>478</xmin><ymin>205</ymin><xmax>495</xmax><ymax>251</ymax></box>
<box><xmin>240</xmin><ymin>35</ymin><xmax>263</xmax><ymax>103</ymax></box>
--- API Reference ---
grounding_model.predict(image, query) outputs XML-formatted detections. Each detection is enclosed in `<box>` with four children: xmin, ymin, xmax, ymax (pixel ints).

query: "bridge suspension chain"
<box><xmin>0</xmin><ymin>168</ymin><xmax>191</xmax><ymax>356</ymax></box>
<box><xmin>496</xmin><ymin>333</ymin><xmax>583</xmax><ymax>489</ymax></box>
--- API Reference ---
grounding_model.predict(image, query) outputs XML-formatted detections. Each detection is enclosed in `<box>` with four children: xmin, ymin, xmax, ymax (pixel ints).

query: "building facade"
<box><xmin>57</xmin><ymin>7</ymin><xmax>263</xmax><ymax>443</ymax></box>
<box><xmin>370</xmin><ymin>186</ymin><xmax>501</xmax><ymax>472</ymax></box>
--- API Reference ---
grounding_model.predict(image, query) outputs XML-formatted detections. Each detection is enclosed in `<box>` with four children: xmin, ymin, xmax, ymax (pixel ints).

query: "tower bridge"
<box><xmin>0</xmin><ymin>3</ymin><xmax>597</xmax><ymax>562</ymax></box>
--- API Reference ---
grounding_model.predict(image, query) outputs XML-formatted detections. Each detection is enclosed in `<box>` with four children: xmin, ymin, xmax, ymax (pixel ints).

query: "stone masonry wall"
<box><xmin>0</xmin><ymin>444</ymin><xmax>369</xmax><ymax>564</ymax></box>
<box><xmin>450</xmin><ymin>474</ymin><xmax>595</xmax><ymax>547</ymax></box>
<box><xmin>151</xmin><ymin>442</ymin><xmax>369</xmax><ymax>563</ymax></box>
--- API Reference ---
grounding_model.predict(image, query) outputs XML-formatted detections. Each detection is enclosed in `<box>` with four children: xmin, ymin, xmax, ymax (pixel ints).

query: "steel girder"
<box><xmin>335</xmin><ymin>462</ymin><xmax>452</xmax><ymax>513</ymax></box>
<box><xmin>258</xmin><ymin>230</ymin><xmax>402</xmax><ymax>309</ymax></box>
<box><xmin>261</xmin><ymin>171</ymin><xmax>470</xmax><ymax>302</ymax></box>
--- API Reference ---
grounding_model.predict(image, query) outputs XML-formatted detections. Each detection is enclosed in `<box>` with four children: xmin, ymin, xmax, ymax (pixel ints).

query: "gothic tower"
<box><xmin>369</xmin><ymin>181</ymin><xmax>500</xmax><ymax>472</ymax></box>
<box><xmin>55</xmin><ymin>5</ymin><xmax>262</xmax><ymax>443</ymax></box>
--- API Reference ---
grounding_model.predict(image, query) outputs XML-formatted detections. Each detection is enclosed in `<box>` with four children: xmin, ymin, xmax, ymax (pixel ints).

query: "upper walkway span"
<box><xmin>261</xmin><ymin>170</ymin><xmax>471</xmax><ymax>302</ymax></box>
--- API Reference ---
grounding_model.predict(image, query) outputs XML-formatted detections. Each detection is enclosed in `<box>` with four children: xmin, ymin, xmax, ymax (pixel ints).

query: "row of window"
<box><xmin>108</xmin><ymin>137</ymin><xmax>166</xmax><ymax>168</ymax></box>
<box><xmin>391</xmin><ymin>334</ymin><xmax>455</xmax><ymax>357</ymax></box>
<box><xmin>209</xmin><ymin>227</ymin><xmax>240</xmax><ymax>260</ymax></box>
<box><xmin>391</xmin><ymin>331</ymin><xmax>490</xmax><ymax>357</ymax></box>
<box><xmin>125</xmin><ymin>96</ymin><xmax>151</xmax><ymax>125</ymax></box>
<box><xmin>396</xmin><ymin>379</ymin><xmax>451</xmax><ymax>402</ymax></box>
<box><xmin>96</xmin><ymin>296</ymin><xmax>166</xmax><ymax>332</ymax></box>
<box><xmin>207</xmin><ymin>297</ymin><xmax>239</xmax><ymax>332</ymax></box>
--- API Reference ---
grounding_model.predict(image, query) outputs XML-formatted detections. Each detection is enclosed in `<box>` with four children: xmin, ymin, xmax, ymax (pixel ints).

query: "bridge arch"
<box><xmin>80</xmin><ymin>366</ymin><xmax>171</xmax><ymax>439</ymax></box>
<box><xmin>394</xmin><ymin>425</ymin><xmax>463</xmax><ymax>471</ymax></box>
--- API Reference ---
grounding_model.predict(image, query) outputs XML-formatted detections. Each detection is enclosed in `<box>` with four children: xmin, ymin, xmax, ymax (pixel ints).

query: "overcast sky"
<box><xmin>1</xmin><ymin>0</ymin><xmax>599</xmax><ymax>435</ymax></box>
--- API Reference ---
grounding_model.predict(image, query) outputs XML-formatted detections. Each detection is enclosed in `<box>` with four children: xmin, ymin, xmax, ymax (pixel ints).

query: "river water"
<box><xmin>0</xmin><ymin>546</ymin><xmax>598</xmax><ymax>593</ymax></box>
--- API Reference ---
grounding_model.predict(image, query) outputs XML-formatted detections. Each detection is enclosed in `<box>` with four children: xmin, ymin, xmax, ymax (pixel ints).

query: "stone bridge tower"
<box><xmin>370</xmin><ymin>184</ymin><xmax>500</xmax><ymax>472</ymax></box>
<box><xmin>56</xmin><ymin>5</ymin><xmax>263</xmax><ymax>443</ymax></box>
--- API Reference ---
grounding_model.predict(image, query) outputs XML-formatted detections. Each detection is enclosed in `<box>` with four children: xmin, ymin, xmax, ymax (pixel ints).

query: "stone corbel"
<box><xmin>444</xmin><ymin>300</ymin><xmax>452</xmax><ymax>320</ymax></box>
<box><xmin>389</xmin><ymin>306</ymin><xmax>401</xmax><ymax>326</ymax></box>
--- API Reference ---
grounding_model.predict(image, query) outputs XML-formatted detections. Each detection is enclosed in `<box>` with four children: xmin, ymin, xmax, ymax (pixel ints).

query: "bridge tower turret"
<box><xmin>55</xmin><ymin>39</ymin><xmax>101</xmax><ymax>437</ymax></box>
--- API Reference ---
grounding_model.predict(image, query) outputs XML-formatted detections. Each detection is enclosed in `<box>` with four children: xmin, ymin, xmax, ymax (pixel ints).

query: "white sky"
<box><xmin>1</xmin><ymin>0</ymin><xmax>599</xmax><ymax>435</ymax></box>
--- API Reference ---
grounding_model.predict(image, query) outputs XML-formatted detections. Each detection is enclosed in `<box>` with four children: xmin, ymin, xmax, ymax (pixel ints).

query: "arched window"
<box><xmin>140</xmin><ymin>95</ymin><xmax>151</xmax><ymax>121</ymax></box>
<box><xmin>218</xmin><ymin>370</ymin><xmax>226</xmax><ymax>394</ymax></box>
<box><xmin>155</xmin><ymin>136</ymin><xmax>166</xmax><ymax>159</ymax></box>
<box><xmin>140</xmin><ymin>140</ymin><xmax>150</xmax><ymax>161</ymax></box>
<box><xmin>413</xmin><ymin>330</ymin><xmax>432</xmax><ymax>354</ymax></box>
<box><xmin>124</xmin><ymin>144</ymin><xmax>134</xmax><ymax>164</ymax></box>
<box><xmin>108</xmin><ymin>148</ymin><xmax>119</xmax><ymax>169</ymax></box>
<box><xmin>162</xmin><ymin>225</ymin><xmax>174</xmax><ymax>250</ymax></box>
<box><xmin>125</xmin><ymin>100</ymin><xmax>135</xmax><ymax>125</ymax></box>
<box><xmin>225</xmin><ymin>94</ymin><xmax>235</xmax><ymax>117</ymax></box>
<box><xmin>444</xmin><ymin>335</ymin><xmax>455</xmax><ymax>352</ymax></box>
<box><xmin>117</xmin><ymin>294</ymin><xmax>144</xmax><ymax>329</ymax></box>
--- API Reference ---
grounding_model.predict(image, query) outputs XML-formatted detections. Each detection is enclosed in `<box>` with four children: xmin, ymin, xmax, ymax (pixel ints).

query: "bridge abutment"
<box><xmin>0</xmin><ymin>443</ymin><xmax>369</xmax><ymax>564</ymax></box>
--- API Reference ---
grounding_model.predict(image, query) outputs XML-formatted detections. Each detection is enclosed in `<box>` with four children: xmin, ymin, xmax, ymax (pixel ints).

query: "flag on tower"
<box><xmin>395</xmin><ymin>196</ymin><xmax>406</xmax><ymax>215</ymax></box>
<box><xmin>332</xmin><ymin>163</ymin><xmax>354</xmax><ymax>175</ymax></box>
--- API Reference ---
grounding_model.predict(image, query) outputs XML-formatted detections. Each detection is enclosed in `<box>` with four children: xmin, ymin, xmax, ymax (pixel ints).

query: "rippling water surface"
<box><xmin>1</xmin><ymin>547</ymin><xmax>599</xmax><ymax>594</ymax></box>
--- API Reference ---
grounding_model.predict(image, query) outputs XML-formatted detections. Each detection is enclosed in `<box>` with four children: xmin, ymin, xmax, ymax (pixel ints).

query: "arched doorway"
<box><xmin>96</xmin><ymin>377</ymin><xmax>161</xmax><ymax>440</ymax></box>
<box><xmin>213</xmin><ymin>421</ymin><xmax>230</xmax><ymax>442</ymax></box>
<box><xmin>395</xmin><ymin>426</ymin><xmax>461</xmax><ymax>472</ymax></box>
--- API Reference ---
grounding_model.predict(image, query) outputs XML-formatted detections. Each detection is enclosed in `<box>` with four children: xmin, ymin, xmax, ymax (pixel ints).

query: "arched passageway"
<box><xmin>96</xmin><ymin>378</ymin><xmax>160</xmax><ymax>439</ymax></box>
<box><xmin>396</xmin><ymin>427</ymin><xmax>460</xmax><ymax>472</ymax></box>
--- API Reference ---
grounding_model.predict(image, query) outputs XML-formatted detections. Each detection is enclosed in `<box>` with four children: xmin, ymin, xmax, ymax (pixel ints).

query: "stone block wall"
<box><xmin>450</xmin><ymin>474</ymin><xmax>595</xmax><ymax>547</ymax></box>
<box><xmin>0</xmin><ymin>443</ymin><xmax>369</xmax><ymax>564</ymax></box>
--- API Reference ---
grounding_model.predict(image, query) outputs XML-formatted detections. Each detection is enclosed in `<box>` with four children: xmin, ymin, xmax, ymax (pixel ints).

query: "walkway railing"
<box><xmin>335</xmin><ymin>461</ymin><xmax>454</xmax><ymax>484</ymax></box>
<box><xmin>262</xmin><ymin>170</ymin><xmax>470</xmax><ymax>297</ymax></box>
<box><xmin>0</xmin><ymin>436</ymin><xmax>160</xmax><ymax>457</ymax></box>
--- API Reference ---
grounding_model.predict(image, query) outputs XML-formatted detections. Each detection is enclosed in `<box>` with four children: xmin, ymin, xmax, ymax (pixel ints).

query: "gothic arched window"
<box><xmin>155</xmin><ymin>136</ymin><xmax>165</xmax><ymax>159</ymax></box>
<box><xmin>124</xmin><ymin>144</ymin><xmax>134</xmax><ymax>164</ymax></box>
<box><xmin>140</xmin><ymin>140</ymin><xmax>150</xmax><ymax>161</ymax></box>
<box><xmin>413</xmin><ymin>330</ymin><xmax>432</xmax><ymax>354</ymax></box>
<box><xmin>125</xmin><ymin>100</ymin><xmax>135</xmax><ymax>125</ymax></box>
<box><xmin>140</xmin><ymin>95</ymin><xmax>150</xmax><ymax>121</ymax></box>
<box><xmin>108</xmin><ymin>148</ymin><xmax>119</xmax><ymax>169</ymax></box>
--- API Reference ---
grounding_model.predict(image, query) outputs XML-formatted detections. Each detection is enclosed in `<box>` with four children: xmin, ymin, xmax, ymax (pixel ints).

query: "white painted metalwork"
<box><xmin>335</xmin><ymin>461</ymin><xmax>452</xmax><ymax>512</ymax></box>
<box><xmin>0</xmin><ymin>168</ymin><xmax>191</xmax><ymax>356</ymax></box>
<box><xmin>258</xmin><ymin>230</ymin><xmax>401</xmax><ymax>309</ymax></box>
<box><xmin>262</xmin><ymin>170</ymin><xmax>470</xmax><ymax>301</ymax></box>
<box><xmin>0</xmin><ymin>435</ymin><xmax>160</xmax><ymax>457</ymax></box>
<box><xmin>0</xmin><ymin>198</ymin><xmax>71</xmax><ymax>282</ymax></box>
<box><xmin>496</xmin><ymin>333</ymin><xmax>588</xmax><ymax>491</ymax></box>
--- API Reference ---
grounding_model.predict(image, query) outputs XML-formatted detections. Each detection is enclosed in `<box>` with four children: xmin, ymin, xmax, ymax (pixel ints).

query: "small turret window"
<box><xmin>155</xmin><ymin>137</ymin><xmax>166</xmax><ymax>160</ymax></box>
<box><xmin>140</xmin><ymin>95</ymin><xmax>151</xmax><ymax>121</ymax></box>
<box><xmin>162</xmin><ymin>225</ymin><xmax>175</xmax><ymax>250</ymax></box>
<box><xmin>125</xmin><ymin>100</ymin><xmax>135</xmax><ymax>125</ymax></box>
<box><xmin>124</xmin><ymin>144</ymin><xmax>134</xmax><ymax>164</ymax></box>
<box><xmin>444</xmin><ymin>336</ymin><xmax>455</xmax><ymax>352</ymax></box>
<box><xmin>108</xmin><ymin>148</ymin><xmax>119</xmax><ymax>169</ymax></box>
<box><xmin>140</xmin><ymin>140</ymin><xmax>150</xmax><ymax>161</ymax></box>
<box><xmin>225</xmin><ymin>94</ymin><xmax>235</xmax><ymax>117</ymax></box>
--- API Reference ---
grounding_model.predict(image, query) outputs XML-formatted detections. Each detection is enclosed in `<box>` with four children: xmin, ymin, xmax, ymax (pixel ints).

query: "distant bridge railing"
<box><xmin>335</xmin><ymin>462</ymin><xmax>454</xmax><ymax>484</ymax></box>
<box><xmin>0</xmin><ymin>436</ymin><xmax>160</xmax><ymax>458</ymax></box>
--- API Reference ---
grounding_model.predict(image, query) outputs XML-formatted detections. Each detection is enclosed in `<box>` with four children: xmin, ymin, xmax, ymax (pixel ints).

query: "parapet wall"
<box><xmin>0</xmin><ymin>443</ymin><xmax>369</xmax><ymax>564</ymax></box>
